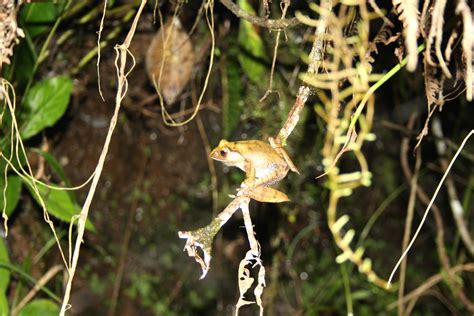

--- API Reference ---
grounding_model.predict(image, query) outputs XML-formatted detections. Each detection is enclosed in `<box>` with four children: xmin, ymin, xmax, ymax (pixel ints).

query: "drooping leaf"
<box><xmin>146</xmin><ymin>17</ymin><xmax>195</xmax><ymax>104</ymax></box>
<box><xmin>0</xmin><ymin>238</ymin><xmax>10</xmax><ymax>294</ymax></box>
<box><xmin>237</xmin><ymin>0</ymin><xmax>267</xmax><ymax>83</ymax></box>
<box><xmin>0</xmin><ymin>175</ymin><xmax>22</xmax><ymax>217</ymax></box>
<box><xmin>24</xmin><ymin>181</ymin><xmax>94</xmax><ymax>232</ymax></box>
<box><xmin>20</xmin><ymin>76</ymin><xmax>73</xmax><ymax>140</ymax></box>
<box><xmin>18</xmin><ymin>299</ymin><xmax>59</xmax><ymax>316</ymax></box>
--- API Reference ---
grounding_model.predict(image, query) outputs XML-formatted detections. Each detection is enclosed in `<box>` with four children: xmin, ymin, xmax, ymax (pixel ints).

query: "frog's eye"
<box><xmin>220</xmin><ymin>148</ymin><xmax>228</xmax><ymax>157</ymax></box>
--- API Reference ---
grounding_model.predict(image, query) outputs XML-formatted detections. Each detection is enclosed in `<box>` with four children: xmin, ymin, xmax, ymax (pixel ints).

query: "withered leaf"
<box><xmin>146</xmin><ymin>17</ymin><xmax>194</xmax><ymax>104</ymax></box>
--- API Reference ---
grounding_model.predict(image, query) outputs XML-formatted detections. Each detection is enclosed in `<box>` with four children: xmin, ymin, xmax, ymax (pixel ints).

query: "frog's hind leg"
<box><xmin>244</xmin><ymin>186</ymin><xmax>290</xmax><ymax>203</ymax></box>
<box><xmin>268</xmin><ymin>137</ymin><xmax>300</xmax><ymax>174</ymax></box>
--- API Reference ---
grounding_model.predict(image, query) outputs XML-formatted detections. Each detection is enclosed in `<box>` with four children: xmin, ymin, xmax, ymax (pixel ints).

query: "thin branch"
<box><xmin>397</xmin><ymin>144</ymin><xmax>421</xmax><ymax>316</ymax></box>
<box><xmin>388</xmin><ymin>129</ymin><xmax>474</xmax><ymax>287</ymax></box>
<box><xmin>259</xmin><ymin>0</ymin><xmax>290</xmax><ymax>102</ymax></box>
<box><xmin>59</xmin><ymin>1</ymin><xmax>147</xmax><ymax>314</ymax></box>
<box><xmin>12</xmin><ymin>265</ymin><xmax>63</xmax><ymax>316</ymax></box>
<box><xmin>432</xmin><ymin>118</ymin><xmax>474</xmax><ymax>255</ymax></box>
<box><xmin>218</xmin><ymin>0</ymin><xmax>299</xmax><ymax>29</ymax></box>
<box><xmin>400</xmin><ymin>116</ymin><xmax>473</xmax><ymax>311</ymax></box>
<box><xmin>387</xmin><ymin>263</ymin><xmax>474</xmax><ymax>310</ymax></box>
<box><xmin>276</xmin><ymin>0</ymin><xmax>331</xmax><ymax>145</ymax></box>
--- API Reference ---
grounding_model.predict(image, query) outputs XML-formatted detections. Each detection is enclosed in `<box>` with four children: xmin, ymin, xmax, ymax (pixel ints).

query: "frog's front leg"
<box><xmin>240</xmin><ymin>161</ymin><xmax>258</xmax><ymax>188</ymax></box>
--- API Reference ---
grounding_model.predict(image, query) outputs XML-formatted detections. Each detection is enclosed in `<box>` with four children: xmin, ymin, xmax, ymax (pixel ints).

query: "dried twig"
<box><xmin>96</xmin><ymin>0</ymin><xmax>107</xmax><ymax>101</ymax></box>
<box><xmin>11</xmin><ymin>265</ymin><xmax>63</xmax><ymax>316</ymax></box>
<box><xmin>275</xmin><ymin>0</ymin><xmax>330</xmax><ymax>146</ymax></box>
<box><xmin>259</xmin><ymin>0</ymin><xmax>290</xmax><ymax>102</ymax></box>
<box><xmin>178</xmin><ymin>196</ymin><xmax>250</xmax><ymax>279</ymax></box>
<box><xmin>397</xmin><ymin>142</ymin><xmax>421</xmax><ymax>316</ymax></box>
<box><xmin>388</xmin><ymin>129</ymin><xmax>474</xmax><ymax>287</ymax></box>
<box><xmin>388</xmin><ymin>263</ymin><xmax>474</xmax><ymax>310</ymax></box>
<box><xmin>400</xmin><ymin>116</ymin><xmax>473</xmax><ymax>311</ymax></box>
<box><xmin>431</xmin><ymin>117</ymin><xmax>474</xmax><ymax>255</ymax></box>
<box><xmin>59</xmin><ymin>1</ymin><xmax>147</xmax><ymax>314</ymax></box>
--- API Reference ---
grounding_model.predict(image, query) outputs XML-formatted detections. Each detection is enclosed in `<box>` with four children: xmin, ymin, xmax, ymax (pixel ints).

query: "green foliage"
<box><xmin>5</xmin><ymin>2</ymin><xmax>64</xmax><ymax>84</ymax></box>
<box><xmin>0</xmin><ymin>239</ymin><xmax>10</xmax><ymax>294</ymax></box>
<box><xmin>5</xmin><ymin>42</ymin><xmax>35</xmax><ymax>87</ymax></box>
<box><xmin>20</xmin><ymin>76</ymin><xmax>73</xmax><ymax>140</ymax></box>
<box><xmin>0</xmin><ymin>292</ymin><xmax>8</xmax><ymax>316</ymax></box>
<box><xmin>20</xmin><ymin>3</ymin><xmax>63</xmax><ymax>38</ymax></box>
<box><xmin>0</xmin><ymin>175</ymin><xmax>22</xmax><ymax>217</ymax></box>
<box><xmin>17</xmin><ymin>299</ymin><xmax>60</xmax><ymax>316</ymax></box>
<box><xmin>24</xmin><ymin>182</ymin><xmax>95</xmax><ymax>231</ymax></box>
<box><xmin>0</xmin><ymin>75</ymin><xmax>91</xmax><ymax>229</ymax></box>
<box><xmin>237</xmin><ymin>0</ymin><xmax>266</xmax><ymax>83</ymax></box>
<box><xmin>32</xmin><ymin>149</ymin><xmax>71</xmax><ymax>186</ymax></box>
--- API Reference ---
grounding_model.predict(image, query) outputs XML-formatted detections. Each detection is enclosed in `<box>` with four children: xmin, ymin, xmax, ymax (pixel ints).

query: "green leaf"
<box><xmin>18</xmin><ymin>299</ymin><xmax>59</xmax><ymax>316</ymax></box>
<box><xmin>31</xmin><ymin>149</ymin><xmax>71</xmax><ymax>187</ymax></box>
<box><xmin>0</xmin><ymin>238</ymin><xmax>10</xmax><ymax>294</ymax></box>
<box><xmin>0</xmin><ymin>292</ymin><xmax>8</xmax><ymax>316</ymax></box>
<box><xmin>0</xmin><ymin>176</ymin><xmax>23</xmax><ymax>217</ymax></box>
<box><xmin>24</xmin><ymin>181</ymin><xmax>95</xmax><ymax>232</ymax></box>
<box><xmin>237</xmin><ymin>0</ymin><xmax>267</xmax><ymax>83</ymax></box>
<box><xmin>21</xmin><ymin>76</ymin><xmax>73</xmax><ymax>140</ymax></box>
<box><xmin>20</xmin><ymin>3</ymin><xmax>62</xmax><ymax>38</ymax></box>
<box><xmin>5</xmin><ymin>41</ymin><xmax>35</xmax><ymax>86</ymax></box>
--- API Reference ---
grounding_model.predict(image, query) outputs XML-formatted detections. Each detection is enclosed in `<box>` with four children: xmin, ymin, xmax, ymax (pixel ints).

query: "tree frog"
<box><xmin>209</xmin><ymin>139</ymin><xmax>299</xmax><ymax>203</ymax></box>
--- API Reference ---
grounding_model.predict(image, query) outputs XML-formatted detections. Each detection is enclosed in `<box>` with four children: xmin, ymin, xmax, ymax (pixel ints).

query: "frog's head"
<box><xmin>209</xmin><ymin>139</ymin><xmax>243</xmax><ymax>167</ymax></box>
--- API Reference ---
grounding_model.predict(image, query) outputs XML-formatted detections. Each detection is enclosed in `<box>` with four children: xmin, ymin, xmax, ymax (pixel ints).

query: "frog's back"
<box><xmin>233</xmin><ymin>140</ymin><xmax>285</xmax><ymax>165</ymax></box>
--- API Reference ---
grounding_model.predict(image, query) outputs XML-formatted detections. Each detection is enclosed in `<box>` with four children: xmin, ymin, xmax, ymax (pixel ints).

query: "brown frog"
<box><xmin>209</xmin><ymin>139</ymin><xmax>299</xmax><ymax>203</ymax></box>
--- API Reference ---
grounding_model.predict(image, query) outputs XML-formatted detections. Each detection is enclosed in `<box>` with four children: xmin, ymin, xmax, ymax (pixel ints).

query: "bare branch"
<box><xmin>219</xmin><ymin>0</ymin><xmax>300</xmax><ymax>29</ymax></box>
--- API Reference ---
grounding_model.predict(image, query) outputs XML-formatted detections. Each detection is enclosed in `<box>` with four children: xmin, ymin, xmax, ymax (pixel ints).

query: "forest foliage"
<box><xmin>0</xmin><ymin>0</ymin><xmax>473</xmax><ymax>315</ymax></box>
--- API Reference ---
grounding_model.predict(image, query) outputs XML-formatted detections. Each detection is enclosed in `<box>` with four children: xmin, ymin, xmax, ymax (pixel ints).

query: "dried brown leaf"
<box><xmin>455</xmin><ymin>0</ymin><xmax>473</xmax><ymax>101</ymax></box>
<box><xmin>146</xmin><ymin>17</ymin><xmax>195</xmax><ymax>104</ymax></box>
<box><xmin>0</xmin><ymin>1</ymin><xmax>24</xmax><ymax>69</ymax></box>
<box><xmin>415</xmin><ymin>52</ymin><xmax>445</xmax><ymax>149</ymax></box>
<box><xmin>393</xmin><ymin>0</ymin><xmax>420</xmax><ymax>71</ymax></box>
<box><xmin>424</xmin><ymin>52</ymin><xmax>445</xmax><ymax>109</ymax></box>
<box><xmin>426</xmin><ymin>0</ymin><xmax>451</xmax><ymax>77</ymax></box>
